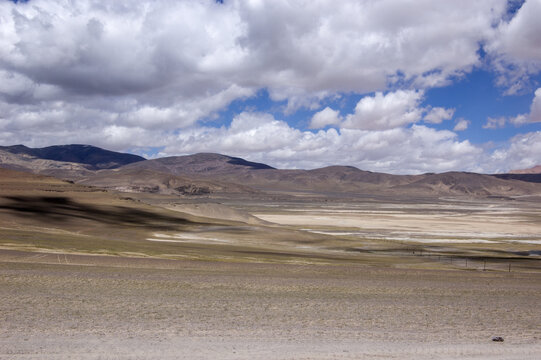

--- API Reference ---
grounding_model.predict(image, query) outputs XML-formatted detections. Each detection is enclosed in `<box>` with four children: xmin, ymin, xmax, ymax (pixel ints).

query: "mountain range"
<box><xmin>1</xmin><ymin>144</ymin><xmax>540</xmax><ymax>199</ymax></box>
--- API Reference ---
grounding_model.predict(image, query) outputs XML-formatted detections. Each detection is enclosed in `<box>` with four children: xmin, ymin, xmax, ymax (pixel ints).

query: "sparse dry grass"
<box><xmin>1</xmin><ymin>256</ymin><xmax>540</xmax><ymax>359</ymax></box>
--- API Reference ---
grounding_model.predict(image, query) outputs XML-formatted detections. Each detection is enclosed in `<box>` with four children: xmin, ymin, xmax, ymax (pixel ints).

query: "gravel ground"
<box><xmin>1</xmin><ymin>251</ymin><xmax>540</xmax><ymax>359</ymax></box>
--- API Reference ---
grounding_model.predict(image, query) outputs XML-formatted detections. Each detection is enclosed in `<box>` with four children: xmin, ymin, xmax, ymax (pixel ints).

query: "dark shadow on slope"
<box><xmin>0</xmin><ymin>196</ymin><xmax>208</xmax><ymax>230</ymax></box>
<box><xmin>226</xmin><ymin>156</ymin><xmax>275</xmax><ymax>170</ymax></box>
<box><xmin>492</xmin><ymin>173</ymin><xmax>541</xmax><ymax>184</ymax></box>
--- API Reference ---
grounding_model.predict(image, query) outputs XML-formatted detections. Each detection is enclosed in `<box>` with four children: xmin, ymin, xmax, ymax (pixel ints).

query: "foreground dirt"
<box><xmin>1</xmin><ymin>250</ymin><xmax>540</xmax><ymax>360</ymax></box>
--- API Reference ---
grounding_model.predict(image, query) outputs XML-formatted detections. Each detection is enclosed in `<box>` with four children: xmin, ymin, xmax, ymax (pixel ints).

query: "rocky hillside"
<box><xmin>0</xmin><ymin>149</ymin><xmax>94</xmax><ymax>179</ymax></box>
<box><xmin>78</xmin><ymin>167</ymin><xmax>259</xmax><ymax>196</ymax></box>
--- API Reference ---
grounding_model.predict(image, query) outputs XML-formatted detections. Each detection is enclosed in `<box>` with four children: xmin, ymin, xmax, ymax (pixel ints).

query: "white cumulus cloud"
<box><xmin>0</xmin><ymin>0</ymin><xmax>538</xmax><ymax>174</ymax></box>
<box><xmin>490</xmin><ymin>87</ymin><xmax>541</xmax><ymax>127</ymax></box>
<box><xmin>343</xmin><ymin>90</ymin><xmax>424</xmax><ymax>130</ymax></box>
<box><xmin>161</xmin><ymin>112</ymin><xmax>484</xmax><ymax>174</ymax></box>
<box><xmin>309</xmin><ymin>107</ymin><xmax>342</xmax><ymax>129</ymax></box>
<box><xmin>453</xmin><ymin>118</ymin><xmax>470</xmax><ymax>131</ymax></box>
<box><xmin>0</xmin><ymin>0</ymin><xmax>508</xmax><ymax>131</ymax></box>
<box><xmin>530</xmin><ymin>87</ymin><xmax>541</xmax><ymax>122</ymax></box>
<box><xmin>488</xmin><ymin>131</ymin><xmax>541</xmax><ymax>172</ymax></box>
<box><xmin>424</xmin><ymin>107</ymin><xmax>455</xmax><ymax>124</ymax></box>
<box><xmin>483</xmin><ymin>116</ymin><xmax>507</xmax><ymax>129</ymax></box>
<box><xmin>488</xmin><ymin>0</ymin><xmax>541</xmax><ymax>93</ymax></box>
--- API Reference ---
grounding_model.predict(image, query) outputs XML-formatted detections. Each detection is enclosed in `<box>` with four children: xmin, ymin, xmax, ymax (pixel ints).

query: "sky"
<box><xmin>1</xmin><ymin>0</ymin><xmax>540</xmax><ymax>174</ymax></box>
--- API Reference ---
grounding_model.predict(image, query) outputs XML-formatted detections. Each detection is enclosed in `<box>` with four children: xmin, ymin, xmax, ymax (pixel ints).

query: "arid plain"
<box><xmin>1</xmin><ymin>161</ymin><xmax>541</xmax><ymax>359</ymax></box>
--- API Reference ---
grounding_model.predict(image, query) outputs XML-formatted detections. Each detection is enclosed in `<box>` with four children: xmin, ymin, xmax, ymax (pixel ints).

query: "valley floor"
<box><xmin>1</xmin><ymin>172</ymin><xmax>540</xmax><ymax>359</ymax></box>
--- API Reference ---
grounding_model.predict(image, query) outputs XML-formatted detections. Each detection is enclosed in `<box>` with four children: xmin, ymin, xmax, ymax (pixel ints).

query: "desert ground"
<box><xmin>1</xmin><ymin>171</ymin><xmax>540</xmax><ymax>359</ymax></box>
<box><xmin>1</xmin><ymin>250</ymin><xmax>540</xmax><ymax>360</ymax></box>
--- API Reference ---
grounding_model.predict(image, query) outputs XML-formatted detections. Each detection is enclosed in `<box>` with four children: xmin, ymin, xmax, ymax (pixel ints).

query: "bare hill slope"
<box><xmin>78</xmin><ymin>167</ymin><xmax>259</xmax><ymax>196</ymax></box>
<box><xmin>0</xmin><ymin>149</ymin><xmax>95</xmax><ymax>179</ymax></box>
<box><xmin>394</xmin><ymin>171</ymin><xmax>541</xmax><ymax>197</ymax></box>
<box><xmin>119</xmin><ymin>153</ymin><xmax>273</xmax><ymax>175</ymax></box>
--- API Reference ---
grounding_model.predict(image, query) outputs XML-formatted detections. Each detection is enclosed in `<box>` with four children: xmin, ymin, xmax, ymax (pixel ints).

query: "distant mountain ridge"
<box><xmin>494</xmin><ymin>165</ymin><xmax>541</xmax><ymax>184</ymax></box>
<box><xmin>510</xmin><ymin>165</ymin><xmax>541</xmax><ymax>174</ymax></box>
<box><xmin>115</xmin><ymin>152</ymin><xmax>541</xmax><ymax>198</ymax></box>
<box><xmin>1</xmin><ymin>144</ymin><xmax>541</xmax><ymax>198</ymax></box>
<box><xmin>0</xmin><ymin>144</ymin><xmax>145</xmax><ymax>170</ymax></box>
